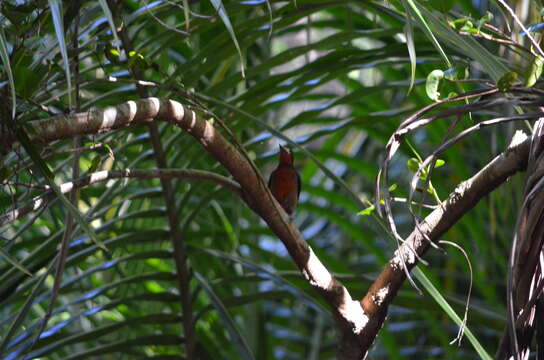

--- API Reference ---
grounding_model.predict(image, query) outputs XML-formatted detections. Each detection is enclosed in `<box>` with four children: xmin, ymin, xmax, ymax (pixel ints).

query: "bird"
<box><xmin>268</xmin><ymin>145</ymin><xmax>301</xmax><ymax>217</ymax></box>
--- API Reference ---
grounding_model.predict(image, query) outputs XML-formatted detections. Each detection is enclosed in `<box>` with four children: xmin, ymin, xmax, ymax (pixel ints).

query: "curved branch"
<box><xmin>1</xmin><ymin>98</ymin><xmax>365</xmax><ymax>359</ymax></box>
<box><xmin>1</xmin><ymin>168</ymin><xmax>241</xmax><ymax>226</ymax></box>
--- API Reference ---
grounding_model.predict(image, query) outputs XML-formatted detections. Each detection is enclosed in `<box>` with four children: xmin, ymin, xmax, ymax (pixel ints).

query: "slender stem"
<box><xmin>1</xmin><ymin>169</ymin><xmax>240</xmax><ymax>226</ymax></box>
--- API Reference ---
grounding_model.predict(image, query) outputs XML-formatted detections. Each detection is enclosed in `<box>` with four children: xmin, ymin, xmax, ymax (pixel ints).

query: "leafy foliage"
<box><xmin>0</xmin><ymin>0</ymin><xmax>540</xmax><ymax>358</ymax></box>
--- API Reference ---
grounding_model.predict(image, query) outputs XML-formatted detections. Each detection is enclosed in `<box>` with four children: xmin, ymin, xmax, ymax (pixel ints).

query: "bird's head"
<box><xmin>279</xmin><ymin>145</ymin><xmax>294</xmax><ymax>165</ymax></box>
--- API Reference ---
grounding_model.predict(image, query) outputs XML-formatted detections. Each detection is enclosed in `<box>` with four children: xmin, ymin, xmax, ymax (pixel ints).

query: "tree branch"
<box><xmin>359</xmin><ymin>131</ymin><xmax>531</xmax><ymax>354</ymax></box>
<box><xmin>1</xmin><ymin>168</ymin><xmax>241</xmax><ymax>226</ymax></box>
<box><xmin>0</xmin><ymin>98</ymin><xmax>366</xmax><ymax>357</ymax></box>
<box><xmin>0</xmin><ymin>99</ymin><xmax>533</xmax><ymax>359</ymax></box>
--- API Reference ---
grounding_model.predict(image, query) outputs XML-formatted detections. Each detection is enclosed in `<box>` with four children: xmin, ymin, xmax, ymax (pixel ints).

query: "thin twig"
<box><xmin>459</xmin><ymin>30</ymin><xmax>528</xmax><ymax>52</ymax></box>
<box><xmin>496</xmin><ymin>0</ymin><xmax>544</xmax><ymax>58</ymax></box>
<box><xmin>439</xmin><ymin>240</ymin><xmax>473</xmax><ymax>346</ymax></box>
<box><xmin>142</xmin><ymin>0</ymin><xmax>190</xmax><ymax>35</ymax></box>
<box><xmin>3</xmin><ymin>182</ymin><xmax>49</xmax><ymax>190</ymax></box>
<box><xmin>1</xmin><ymin>168</ymin><xmax>241</xmax><ymax>226</ymax></box>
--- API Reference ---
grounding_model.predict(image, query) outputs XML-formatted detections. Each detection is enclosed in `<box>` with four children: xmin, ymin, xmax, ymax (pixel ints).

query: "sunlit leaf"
<box><xmin>524</xmin><ymin>55</ymin><xmax>543</xmax><ymax>87</ymax></box>
<box><xmin>426</xmin><ymin>69</ymin><xmax>444</xmax><ymax>101</ymax></box>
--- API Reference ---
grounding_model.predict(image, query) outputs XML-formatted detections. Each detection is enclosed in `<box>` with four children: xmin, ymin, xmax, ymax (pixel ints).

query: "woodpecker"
<box><xmin>268</xmin><ymin>145</ymin><xmax>301</xmax><ymax>217</ymax></box>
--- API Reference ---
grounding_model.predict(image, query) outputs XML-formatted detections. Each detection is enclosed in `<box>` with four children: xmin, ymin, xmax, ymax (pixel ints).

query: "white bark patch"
<box><xmin>7</xmin><ymin>209</ymin><xmax>18</xmax><ymax>222</ymax></box>
<box><xmin>338</xmin><ymin>288</ymin><xmax>369</xmax><ymax>333</ymax></box>
<box><xmin>510</xmin><ymin>130</ymin><xmax>528</xmax><ymax>147</ymax></box>
<box><xmin>101</xmin><ymin>107</ymin><xmax>118</xmax><ymax>130</ymax></box>
<box><xmin>372</xmin><ymin>285</ymin><xmax>390</xmax><ymax>306</ymax></box>
<box><xmin>149</xmin><ymin>97</ymin><xmax>160</xmax><ymax>107</ymax></box>
<box><xmin>32</xmin><ymin>198</ymin><xmax>44</xmax><ymax>210</ymax></box>
<box><xmin>188</xmin><ymin>109</ymin><xmax>197</xmax><ymax>130</ymax></box>
<box><xmin>303</xmin><ymin>248</ymin><xmax>368</xmax><ymax>332</ymax></box>
<box><xmin>302</xmin><ymin>247</ymin><xmax>332</xmax><ymax>288</ymax></box>
<box><xmin>148</xmin><ymin>98</ymin><xmax>160</xmax><ymax>117</ymax></box>
<box><xmin>167</xmin><ymin>99</ymin><xmax>185</xmax><ymax>121</ymax></box>
<box><xmin>59</xmin><ymin>182</ymin><xmax>74</xmax><ymax>193</ymax></box>
<box><xmin>391</xmin><ymin>245</ymin><xmax>416</xmax><ymax>270</ymax></box>
<box><xmin>126</xmin><ymin>100</ymin><xmax>138</xmax><ymax>121</ymax></box>
<box><xmin>90</xmin><ymin>170</ymin><xmax>109</xmax><ymax>184</ymax></box>
<box><xmin>202</xmin><ymin>119</ymin><xmax>215</xmax><ymax>145</ymax></box>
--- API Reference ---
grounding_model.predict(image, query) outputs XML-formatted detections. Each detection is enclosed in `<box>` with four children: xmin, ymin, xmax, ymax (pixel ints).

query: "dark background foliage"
<box><xmin>1</xmin><ymin>0</ymin><xmax>541</xmax><ymax>358</ymax></box>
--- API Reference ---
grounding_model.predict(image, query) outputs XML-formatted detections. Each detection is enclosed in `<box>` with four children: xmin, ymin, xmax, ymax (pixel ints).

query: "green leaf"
<box><xmin>404</xmin><ymin>21</ymin><xmax>416</xmax><ymax>94</ymax></box>
<box><xmin>0</xmin><ymin>258</ymin><xmax>54</xmax><ymax>355</ymax></box>
<box><xmin>358</xmin><ymin>205</ymin><xmax>375</xmax><ymax>216</ymax></box>
<box><xmin>2</xmin><ymin>2</ymin><xmax>37</xmax><ymax>26</ymax></box>
<box><xmin>427</xmin><ymin>0</ymin><xmax>454</xmax><ymax>12</ymax></box>
<box><xmin>407</xmin><ymin>157</ymin><xmax>441</xmax><ymax>179</ymax></box>
<box><xmin>104</xmin><ymin>46</ymin><xmax>123</xmax><ymax>64</ymax></box>
<box><xmin>0</xmin><ymin>166</ymin><xmax>11</xmax><ymax>182</ymax></box>
<box><xmin>97</xmin><ymin>0</ymin><xmax>123</xmax><ymax>58</ymax></box>
<box><xmin>426</xmin><ymin>69</ymin><xmax>444</xmax><ymax>101</ymax></box>
<box><xmin>434</xmin><ymin>159</ymin><xmax>445</xmax><ymax>168</ymax></box>
<box><xmin>194</xmin><ymin>271</ymin><xmax>255</xmax><ymax>360</ymax></box>
<box><xmin>48</xmin><ymin>0</ymin><xmax>72</xmax><ymax>108</ymax></box>
<box><xmin>497</xmin><ymin>71</ymin><xmax>518</xmax><ymax>92</ymax></box>
<box><xmin>414</xmin><ymin>267</ymin><xmax>492</xmax><ymax>360</ymax></box>
<box><xmin>13</xmin><ymin>66</ymin><xmax>42</xmax><ymax>98</ymax></box>
<box><xmin>0</xmin><ymin>28</ymin><xmax>16</xmax><ymax>120</ymax></box>
<box><xmin>407</xmin><ymin>157</ymin><xmax>421</xmax><ymax>173</ymax></box>
<box><xmin>197</xmin><ymin>247</ymin><xmax>325</xmax><ymax>312</ymax></box>
<box><xmin>477</xmin><ymin>11</ymin><xmax>493</xmax><ymax>33</ymax></box>
<box><xmin>401</xmin><ymin>0</ymin><xmax>452</xmax><ymax>67</ymax></box>
<box><xmin>182</xmin><ymin>0</ymin><xmax>190</xmax><ymax>31</ymax></box>
<box><xmin>524</xmin><ymin>55</ymin><xmax>543</xmax><ymax>88</ymax></box>
<box><xmin>211</xmin><ymin>201</ymin><xmax>238</xmax><ymax>250</ymax></box>
<box><xmin>87</xmin><ymin>156</ymin><xmax>102</xmax><ymax>174</ymax></box>
<box><xmin>15</xmin><ymin>127</ymin><xmax>107</xmax><ymax>251</ymax></box>
<box><xmin>128</xmin><ymin>51</ymin><xmax>154</xmax><ymax>70</ymax></box>
<box><xmin>208</xmin><ymin>0</ymin><xmax>245</xmax><ymax>78</ymax></box>
<box><xmin>0</xmin><ymin>246</ymin><xmax>32</xmax><ymax>276</ymax></box>
<box><xmin>417</xmin><ymin>5</ymin><xmax>508</xmax><ymax>81</ymax></box>
<box><xmin>447</xmin><ymin>91</ymin><xmax>458</xmax><ymax>98</ymax></box>
<box><xmin>449</xmin><ymin>18</ymin><xmax>474</xmax><ymax>32</ymax></box>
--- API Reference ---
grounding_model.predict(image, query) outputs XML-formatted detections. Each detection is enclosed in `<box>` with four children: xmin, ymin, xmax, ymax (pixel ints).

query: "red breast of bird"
<box><xmin>268</xmin><ymin>145</ymin><xmax>301</xmax><ymax>217</ymax></box>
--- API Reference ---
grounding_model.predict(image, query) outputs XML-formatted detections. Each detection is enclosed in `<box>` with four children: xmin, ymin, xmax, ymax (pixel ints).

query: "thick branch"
<box><xmin>1</xmin><ymin>98</ymin><xmax>366</xmax><ymax>354</ymax></box>
<box><xmin>358</xmin><ymin>131</ymin><xmax>530</xmax><ymax>354</ymax></box>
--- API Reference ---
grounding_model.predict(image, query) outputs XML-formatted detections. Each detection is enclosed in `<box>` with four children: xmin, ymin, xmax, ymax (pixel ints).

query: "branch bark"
<box><xmin>1</xmin><ymin>99</ymin><xmax>533</xmax><ymax>359</ymax></box>
<box><xmin>1</xmin><ymin>98</ymin><xmax>367</xmax><ymax>356</ymax></box>
<box><xmin>358</xmin><ymin>131</ymin><xmax>530</xmax><ymax>355</ymax></box>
